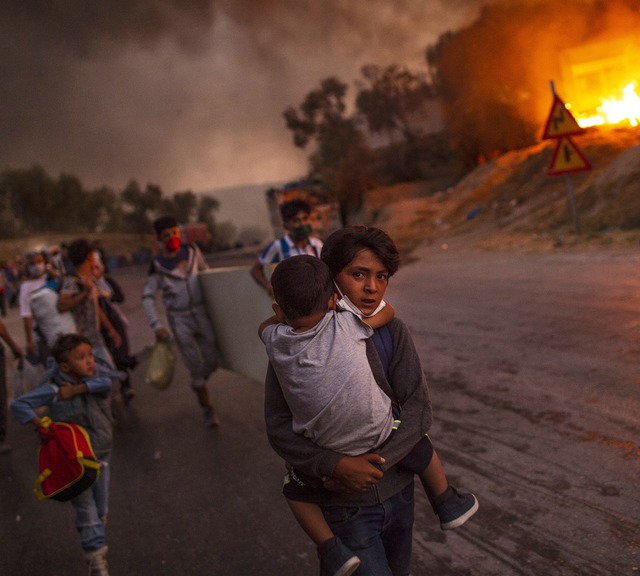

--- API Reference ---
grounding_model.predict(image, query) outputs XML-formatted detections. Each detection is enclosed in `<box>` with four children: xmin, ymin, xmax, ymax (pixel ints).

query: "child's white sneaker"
<box><xmin>85</xmin><ymin>545</ymin><xmax>109</xmax><ymax>576</ymax></box>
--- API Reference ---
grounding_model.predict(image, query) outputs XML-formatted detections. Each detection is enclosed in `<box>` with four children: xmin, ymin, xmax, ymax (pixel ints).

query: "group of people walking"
<box><xmin>5</xmin><ymin>238</ymin><xmax>139</xmax><ymax>574</ymax></box>
<box><xmin>3</xmin><ymin>200</ymin><xmax>477</xmax><ymax>576</ymax></box>
<box><xmin>6</xmin><ymin>218</ymin><xmax>221</xmax><ymax>576</ymax></box>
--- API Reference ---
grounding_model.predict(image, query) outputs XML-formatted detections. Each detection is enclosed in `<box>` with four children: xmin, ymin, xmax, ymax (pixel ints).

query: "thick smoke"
<box><xmin>0</xmin><ymin>0</ymin><xmax>485</xmax><ymax>191</ymax></box>
<box><xmin>433</xmin><ymin>0</ymin><xmax>640</xmax><ymax>164</ymax></box>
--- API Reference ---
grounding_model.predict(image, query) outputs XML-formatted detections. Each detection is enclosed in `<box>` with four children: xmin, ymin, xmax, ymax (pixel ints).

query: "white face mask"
<box><xmin>333</xmin><ymin>282</ymin><xmax>386</xmax><ymax>318</ymax></box>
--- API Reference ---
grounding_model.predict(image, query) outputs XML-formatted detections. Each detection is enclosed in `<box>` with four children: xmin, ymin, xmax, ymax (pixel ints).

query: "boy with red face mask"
<box><xmin>142</xmin><ymin>216</ymin><xmax>220</xmax><ymax>426</ymax></box>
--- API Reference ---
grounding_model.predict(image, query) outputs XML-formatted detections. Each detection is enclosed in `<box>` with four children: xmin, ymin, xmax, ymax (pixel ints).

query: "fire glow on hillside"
<box><xmin>568</xmin><ymin>82</ymin><xmax>640</xmax><ymax>128</ymax></box>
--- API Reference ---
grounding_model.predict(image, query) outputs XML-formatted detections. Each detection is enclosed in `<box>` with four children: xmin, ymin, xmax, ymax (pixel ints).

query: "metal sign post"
<box><xmin>542</xmin><ymin>81</ymin><xmax>592</xmax><ymax>235</ymax></box>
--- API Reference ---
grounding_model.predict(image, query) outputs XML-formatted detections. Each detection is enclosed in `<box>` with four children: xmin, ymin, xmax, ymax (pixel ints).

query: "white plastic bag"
<box><xmin>13</xmin><ymin>358</ymin><xmax>44</xmax><ymax>399</ymax></box>
<box><xmin>145</xmin><ymin>341</ymin><xmax>176</xmax><ymax>390</ymax></box>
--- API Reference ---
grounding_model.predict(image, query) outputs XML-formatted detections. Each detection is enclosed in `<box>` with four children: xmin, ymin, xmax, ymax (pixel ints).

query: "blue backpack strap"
<box><xmin>371</xmin><ymin>325</ymin><xmax>393</xmax><ymax>381</ymax></box>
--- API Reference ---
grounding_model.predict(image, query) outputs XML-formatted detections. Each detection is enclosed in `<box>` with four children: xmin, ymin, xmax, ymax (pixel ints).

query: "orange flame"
<box><xmin>569</xmin><ymin>82</ymin><xmax>640</xmax><ymax>128</ymax></box>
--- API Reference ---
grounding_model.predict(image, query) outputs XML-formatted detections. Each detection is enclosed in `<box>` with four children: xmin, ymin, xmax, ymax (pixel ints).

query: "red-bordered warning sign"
<box><xmin>547</xmin><ymin>136</ymin><xmax>592</xmax><ymax>176</ymax></box>
<box><xmin>542</xmin><ymin>95</ymin><xmax>584</xmax><ymax>139</ymax></box>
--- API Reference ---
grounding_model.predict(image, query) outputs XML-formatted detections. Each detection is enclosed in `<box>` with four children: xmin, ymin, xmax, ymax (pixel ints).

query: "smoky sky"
<box><xmin>0</xmin><ymin>0</ymin><xmax>486</xmax><ymax>192</ymax></box>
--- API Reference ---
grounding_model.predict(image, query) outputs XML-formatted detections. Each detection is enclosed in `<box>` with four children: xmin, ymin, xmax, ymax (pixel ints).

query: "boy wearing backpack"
<box><xmin>11</xmin><ymin>333</ymin><xmax>117</xmax><ymax>576</ymax></box>
<box><xmin>259</xmin><ymin>256</ymin><xmax>478</xmax><ymax>576</ymax></box>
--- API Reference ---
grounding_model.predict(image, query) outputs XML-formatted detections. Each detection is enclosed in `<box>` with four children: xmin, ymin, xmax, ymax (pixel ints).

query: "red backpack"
<box><xmin>34</xmin><ymin>417</ymin><xmax>101</xmax><ymax>501</ymax></box>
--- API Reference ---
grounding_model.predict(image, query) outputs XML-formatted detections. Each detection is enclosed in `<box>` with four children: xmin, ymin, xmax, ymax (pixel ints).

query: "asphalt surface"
<box><xmin>1</xmin><ymin>244</ymin><xmax>639</xmax><ymax>575</ymax></box>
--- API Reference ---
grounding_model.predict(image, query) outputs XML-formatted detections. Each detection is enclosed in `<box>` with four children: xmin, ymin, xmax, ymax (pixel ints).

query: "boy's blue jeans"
<box><xmin>322</xmin><ymin>482</ymin><xmax>415</xmax><ymax>576</ymax></box>
<box><xmin>71</xmin><ymin>453</ymin><xmax>111</xmax><ymax>552</ymax></box>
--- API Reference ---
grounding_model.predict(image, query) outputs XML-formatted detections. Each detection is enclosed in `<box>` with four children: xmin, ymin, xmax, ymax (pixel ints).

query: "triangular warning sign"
<box><xmin>547</xmin><ymin>136</ymin><xmax>592</xmax><ymax>176</ymax></box>
<box><xmin>542</xmin><ymin>95</ymin><xmax>584</xmax><ymax>139</ymax></box>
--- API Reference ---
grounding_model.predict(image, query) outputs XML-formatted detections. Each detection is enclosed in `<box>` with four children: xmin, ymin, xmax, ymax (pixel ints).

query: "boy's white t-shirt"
<box><xmin>261</xmin><ymin>310</ymin><xmax>393</xmax><ymax>455</ymax></box>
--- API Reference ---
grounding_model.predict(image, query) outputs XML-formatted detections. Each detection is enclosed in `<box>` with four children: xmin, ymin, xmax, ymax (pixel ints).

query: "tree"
<box><xmin>0</xmin><ymin>165</ymin><xmax>226</xmax><ymax>241</ymax></box>
<box><xmin>53</xmin><ymin>173</ymin><xmax>87</xmax><ymax>231</ymax></box>
<box><xmin>283</xmin><ymin>77</ymin><xmax>350</xmax><ymax>147</ymax></box>
<box><xmin>283</xmin><ymin>77</ymin><xmax>372</xmax><ymax>222</ymax></box>
<box><xmin>197</xmin><ymin>195</ymin><xmax>220</xmax><ymax>239</ymax></box>
<box><xmin>88</xmin><ymin>186</ymin><xmax>120</xmax><ymax>232</ymax></box>
<box><xmin>356</xmin><ymin>64</ymin><xmax>435</xmax><ymax>141</ymax></box>
<box><xmin>2</xmin><ymin>165</ymin><xmax>56</xmax><ymax>234</ymax></box>
<box><xmin>121</xmin><ymin>181</ymin><xmax>164</xmax><ymax>233</ymax></box>
<box><xmin>171</xmin><ymin>190</ymin><xmax>198</xmax><ymax>223</ymax></box>
<box><xmin>356</xmin><ymin>64</ymin><xmax>440</xmax><ymax>181</ymax></box>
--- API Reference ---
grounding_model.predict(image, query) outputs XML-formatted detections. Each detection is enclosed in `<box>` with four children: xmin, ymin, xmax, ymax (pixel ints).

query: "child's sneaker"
<box><xmin>318</xmin><ymin>536</ymin><xmax>361</xmax><ymax>576</ymax></box>
<box><xmin>435</xmin><ymin>487</ymin><xmax>478</xmax><ymax>530</ymax></box>
<box><xmin>85</xmin><ymin>545</ymin><xmax>109</xmax><ymax>576</ymax></box>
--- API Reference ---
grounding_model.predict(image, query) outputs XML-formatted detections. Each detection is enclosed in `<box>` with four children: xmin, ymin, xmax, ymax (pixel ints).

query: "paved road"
<box><xmin>1</xmin><ymin>244</ymin><xmax>639</xmax><ymax>575</ymax></box>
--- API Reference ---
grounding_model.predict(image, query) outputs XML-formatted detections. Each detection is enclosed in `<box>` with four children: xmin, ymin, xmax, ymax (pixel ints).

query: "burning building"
<box><xmin>559</xmin><ymin>36</ymin><xmax>640</xmax><ymax>127</ymax></box>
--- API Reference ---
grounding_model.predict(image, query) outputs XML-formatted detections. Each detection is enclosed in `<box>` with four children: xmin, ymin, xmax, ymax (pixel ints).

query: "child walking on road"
<box><xmin>259</xmin><ymin>255</ymin><xmax>478</xmax><ymax>576</ymax></box>
<box><xmin>11</xmin><ymin>334</ymin><xmax>118</xmax><ymax>576</ymax></box>
<box><xmin>142</xmin><ymin>216</ymin><xmax>220</xmax><ymax>427</ymax></box>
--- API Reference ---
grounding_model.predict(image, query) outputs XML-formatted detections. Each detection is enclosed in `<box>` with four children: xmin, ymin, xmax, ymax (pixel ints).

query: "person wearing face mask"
<box><xmin>142</xmin><ymin>216</ymin><xmax>220</xmax><ymax>427</ymax></box>
<box><xmin>250</xmin><ymin>199</ymin><xmax>324</xmax><ymax>297</ymax></box>
<box><xmin>264</xmin><ymin>227</ymin><xmax>478</xmax><ymax>576</ymax></box>
<box><xmin>19</xmin><ymin>250</ymin><xmax>48</xmax><ymax>362</ymax></box>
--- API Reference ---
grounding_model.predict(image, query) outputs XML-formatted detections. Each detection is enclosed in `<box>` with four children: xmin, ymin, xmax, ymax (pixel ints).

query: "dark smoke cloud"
<box><xmin>0</xmin><ymin>0</ymin><xmax>486</xmax><ymax>192</ymax></box>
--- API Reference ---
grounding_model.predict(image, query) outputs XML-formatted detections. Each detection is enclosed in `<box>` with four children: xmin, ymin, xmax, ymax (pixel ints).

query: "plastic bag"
<box><xmin>145</xmin><ymin>340</ymin><xmax>176</xmax><ymax>390</ymax></box>
<box><xmin>13</xmin><ymin>358</ymin><xmax>44</xmax><ymax>399</ymax></box>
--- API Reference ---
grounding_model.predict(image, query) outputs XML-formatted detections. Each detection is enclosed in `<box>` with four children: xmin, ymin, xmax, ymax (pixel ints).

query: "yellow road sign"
<box><xmin>547</xmin><ymin>136</ymin><xmax>592</xmax><ymax>176</ymax></box>
<box><xmin>542</xmin><ymin>95</ymin><xmax>583</xmax><ymax>139</ymax></box>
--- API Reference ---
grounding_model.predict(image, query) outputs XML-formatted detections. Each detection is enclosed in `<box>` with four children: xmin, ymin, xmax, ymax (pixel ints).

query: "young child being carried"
<box><xmin>11</xmin><ymin>333</ymin><xmax>119</xmax><ymax>576</ymax></box>
<box><xmin>259</xmin><ymin>255</ymin><xmax>478</xmax><ymax>576</ymax></box>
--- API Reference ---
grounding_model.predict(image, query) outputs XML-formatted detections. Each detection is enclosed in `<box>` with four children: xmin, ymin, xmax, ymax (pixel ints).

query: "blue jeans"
<box><xmin>322</xmin><ymin>482</ymin><xmax>415</xmax><ymax>576</ymax></box>
<box><xmin>71</xmin><ymin>453</ymin><xmax>111</xmax><ymax>552</ymax></box>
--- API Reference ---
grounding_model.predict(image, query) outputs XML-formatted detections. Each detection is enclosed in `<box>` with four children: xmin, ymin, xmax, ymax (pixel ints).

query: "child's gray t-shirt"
<box><xmin>261</xmin><ymin>311</ymin><xmax>393</xmax><ymax>455</ymax></box>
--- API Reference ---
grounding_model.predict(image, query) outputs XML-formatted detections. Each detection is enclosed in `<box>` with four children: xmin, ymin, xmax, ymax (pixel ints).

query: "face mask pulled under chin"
<box><xmin>333</xmin><ymin>282</ymin><xmax>386</xmax><ymax>318</ymax></box>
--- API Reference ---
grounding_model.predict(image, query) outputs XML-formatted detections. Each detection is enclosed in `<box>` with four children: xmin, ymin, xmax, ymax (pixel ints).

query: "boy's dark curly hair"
<box><xmin>280</xmin><ymin>200</ymin><xmax>312</xmax><ymax>223</ymax></box>
<box><xmin>52</xmin><ymin>333</ymin><xmax>92</xmax><ymax>364</ymax></box>
<box><xmin>153</xmin><ymin>216</ymin><xmax>178</xmax><ymax>237</ymax></box>
<box><xmin>321</xmin><ymin>226</ymin><xmax>400</xmax><ymax>278</ymax></box>
<box><xmin>270</xmin><ymin>255</ymin><xmax>333</xmax><ymax>321</ymax></box>
<box><xmin>67</xmin><ymin>238</ymin><xmax>93</xmax><ymax>267</ymax></box>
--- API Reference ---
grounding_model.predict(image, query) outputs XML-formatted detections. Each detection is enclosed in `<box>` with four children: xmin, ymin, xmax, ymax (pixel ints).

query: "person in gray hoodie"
<box><xmin>261</xmin><ymin>254</ymin><xmax>477</xmax><ymax>576</ymax></box>
<box><xmin>142</xmin><ymin>216</ymin><xmax>220</xmax><ymax>427</ymax></box>
<box><xmin>265</xmin><ymin>226</ymin><xmax>453</xmax><ymax>576</ymax></box>
<box><xmin>11</xmin><ymin>333</ymin><xmax>120</xmax><ymax>576</ymax></box>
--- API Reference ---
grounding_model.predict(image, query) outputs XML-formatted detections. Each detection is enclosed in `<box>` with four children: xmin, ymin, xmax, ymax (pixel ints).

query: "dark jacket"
<box><xmin>264</xmin><ymin>317</ymin><xmax>433</xmax><ymax>507</ymax></box>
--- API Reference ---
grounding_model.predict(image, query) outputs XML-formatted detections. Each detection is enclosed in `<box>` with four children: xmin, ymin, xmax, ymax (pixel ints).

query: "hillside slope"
<box><xmin>364</xmin><ymin>127</ymin><xmax>640</xmax><ymax>252</ymax></box>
